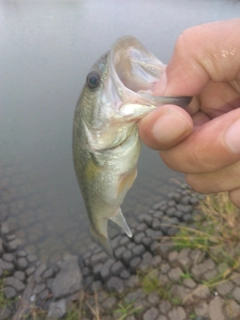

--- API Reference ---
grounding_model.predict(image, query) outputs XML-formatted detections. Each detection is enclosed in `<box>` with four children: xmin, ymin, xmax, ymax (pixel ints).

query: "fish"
<box><xmin>72</xmin><ymin>36</ymin><xmax>192</xmax><ymax>258</ymax></box>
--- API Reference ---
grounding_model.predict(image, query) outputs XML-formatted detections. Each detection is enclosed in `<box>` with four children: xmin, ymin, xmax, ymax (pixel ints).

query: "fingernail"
<box><xmin>225</xmin><ymin>119</ymin><xmax>240</xmax><ymax>153</ymax></box>
<box><xmin>152</xmin><ymin>109</ymin><xmax>189</xmax><ymax>142</ymax></box>
<box><xmin>153</xmin><ymin>70</ymin><xmax>167</xmax><ymax>95</ymax></box>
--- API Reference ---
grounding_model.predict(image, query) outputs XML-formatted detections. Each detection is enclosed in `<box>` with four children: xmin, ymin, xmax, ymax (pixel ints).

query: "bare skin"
<box><xmin>138</xmin><ymin>19</ymin><xmax>240</xmax><ymax>207</ymax></box>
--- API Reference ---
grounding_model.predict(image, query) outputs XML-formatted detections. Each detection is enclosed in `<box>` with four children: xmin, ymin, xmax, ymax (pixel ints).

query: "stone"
<box><xmin>168</xmin><ymin>306</ymin><xmax>186</xmax><ymax>320</ymax></box>
<box><xmin>34</xmin><ymin>263</ymin><xmax>47</xmax><ymax>283</ymax></box>
<box><xmin>17</xmin><ymin>257</ymin><xmax>28</xmax><ymax>270</ymax></box>
<box><xmin>167</xmin><ymin>227</ymin><xmax>179</xmax><ymax>236</ymax></box>
<box><xmin>2</xmin><ymin>253</ymin><xmax>14</xmax><ymax>263</ymax></box>
<box><xmin>232</xmin><ymin>287</ymin><xmax>240</xmax><ymax>303</ymax></box>
<box><xmin>194</xmin><ymin>302</ymin><xmax>208</xmax><ymax>317</ymax></box>
<box><xmin>26</xmin><ymin>266</ymin><xmax>35</xmax><ymax>276</ymax></box>
<box><xmin>90</xmin><ymin>281</ymin><xmax>102</xmax><ymax>292</ymax></box>
<box><xmin>191</xmin><ymin>259</ymin><xmax>215</xmax><ymax>279</ymax></box>
<box><xmin>6</xmin><ymin>234</ymin><xmax>15</xmax><ymax>241</ymax></box>
<box><xmin>125</xmin><ymin>275</ymin><xmax>139</xmax><ymax>288</ymax></box>
<box><xmin>183</xmin><ymin>278</ymin><xmax>196</xmax><ymax>289</ymax></box>
<box><xmin>106</xmin><ymin>276</ymin><xmax>124</xmax><ymax>292</ymax></box>
<box><xmin>0</xmin><ymin>307</ymin><xmax>11</xmax><ymax>320</ymax></box>
<box><xmin>127</xmin><ymin>242</ymin><xmax>135</xmax><ymax>250</ymax></box>
<box><xmin>0</xmin><ymin>258</ymin><xmax>14</xmax><ymax>272</ymax></box>
<box><xmin>34</xmin><ymin>283</ymin><xmax>46</xmax><ymax>295</ymax></box>
<box><xmin>133</xmin><ymin>232</ymin><xmax>145</xmax><ymax>244</ymax></box>
<box><xmin>27</xmin><ymin>254</ymin><xmax>38</xmax><ymax>263</ymax></box>
<box><xmin>182</xmin><ymin>213</ymin><xmax>192</xmax><ymax>222</ymax></box>
<box><xmin>166</xmin><ymin>207</ymin><xmax>176</xmax><ymax>217</ymax></box>
<box><xmin>148</xmin><ymin>292</ymin><xmax>160</xmax><ymax>306</ymax></box>
<box><xmin>47</xmin><ymin>299</ymin><xmax>66</xmax><ymax>319</ymax></box>
<box><xmin>193</xmin><ymin>285</ymin><xmax>211</xmax><ymax>299</ymax></box>
<box><xmin>141</xmin><ymin>237</ymin><xmax>152</xmax><ymax>248</ymax></box>
<box><xmin>4</xmin><ymin>286</ymin><xmax>16</xmax><ymax>298</ymax></box>
<box><xmin>204</xmin><ymin>269</ymin><xmax>218</xmax><ymax>282</ymax></box>
<box><xmin>170</xmin><ymin>284</ymin><xmax>192</xmax><ymax>305</ymax></box>
<box><xmin>50</xmin><ymin>255</ymin><xmax>82</xmax><ymax>299</ymax></box>
<box><xmin>159</xmin><ymin>300</ymin><xmax>171</xmax><ymax>314</ymax></box>
<box><xmin>42</xmin><ymin>268</ymin><xmax>54</xmax><ymax>279</ymax></box>
<box><xmin>124</xmin><ymin>289</ymin><xmax>146</xmax><ymax>304</ymax></box>
<box><xmin>135</xmin><ymin>223</ymin><xmax>148</xmax><ymax>232</ymax></box>
<box><xmin>224</xmin><ymin>299</ymin><xmax>240</xmax><ymax>319</ymax></box>
<box><xmin>158</xmin><ymin>241</ymin><xmax>173</xmax><ymax>258</ymax></box>
<box><xmin>190</xmin><ymin>249</ymin><xmax>204</xmax><ymax>264</ymax></box>
<box><xmin>0</xmin><ymin>239</ymin><xmax>3</xmax><ymax>256</ymax></box>
<box><xmin>120</xmin><ymin>269</ymin><xmax>130</xmax><ymax>279</ymax></box>
<box><xmin>92</xmin><ymin>263</ymin><xmax>102</xmax><ymax>278</ymax></box>
<box><xmin>130</xmin><ymin>257</ymin><xmax>141</xmax><ymax>271</ymax></box>
<box><xmin>100</xmin><ymin>259</ymin><xmax>114</xmax><ymax>282</ymax></box>
<box><xmin>91</xmin><ymin>251</ymin><xmax>108</xmax><ymax>265</ymax></box>
<box><xmin>216</xmin><ymin>280</ymin><xmax>234</xmax><ymax>297</ymax></box>
<box><xmin>138</xmin><ymin>252</ymin><xmax>153</xmax><ymax>271</ymax></box>
<box><xmin>114</xmin><ymin>246</ymin><xmax>125</xmax><ymax>260</ymax></box>
<box><xmin>102</xmin><ymin>296</ymin><xmax>116</xmax><ymax>309</ymax></box>
<box><xmin>17</xmin><ymin>250</ymin><xmax>27</xmax><ymax>257</ymax></box>
<box><xmin>152</xmin><ymin>219</ymin><xmax>161</xmax><ymax>230</ymax></box>
<box><xmin>111</xmin><ymin>261</ymin><xmax>124</xmax><ymax>276</ymax></box>
<box><xmin>151</xmin><ymin>255</ymin><xmax>162</xmax><ymax>268</ymax></box>
<box><xmin>232</xmin><ymin>272</ymin><xmax>240</xmax><ymax>286</ymax></box>
<box><xmin>14</xmin><ymin>271</ymin><xmax>25</xmax><ymax>281</ymax></box>
<box><xmin>143</xmin><ymin>307</ymin><xmax>158</xmax><ymax>320</ymax></box>
<box><xmin>150</xmin><ymin>241</ymin><xmax>162</xmax><ymax>255</ymax></box>
<box><xmin>180</xmin><ymin>196</ymin><xmax>190</xmax><ymax>205</ymax></box>
<box><xmin>168</xmin><ymin>267</ymin><xmax>182</xmax><ymax>282</ymax></box>
<box><xmin>6</xmin><ymin>238</ymin><xmax>22</xmax><ymax>252</ymax></box>
<box><xmin>119</xmin><ymin>236</ymin><xmax>130</xmax><ymax>246</ymax></box>
<box><xmin>39</xmin><ymin>289</ymin><xmax>50</xmax><ymax>301</ymax></box>
<box><xmin>160</xmin><ymin>262</ymin><xmax>171</xmax><ymax>274</ymax></box>
<box><xmin>111</xmin><ymin>235</ymin><xmax>121</xmax><ymax>249</ymax></box>
<box><xmin>178</xmin><ymin>248</ymin><xmax>191</xmax><ymax>269</ymax></box>
<box><xmin>132</xmin><ymin>244</ymin><xmax>145</xmax><ymax>256</ymax></box>
<box><xmin>168</xmin><ymin>251</ymin><xmax>179</xmax><ymax>267</ymax></box>
<box><xmin>4</xmin><ymin>276</ymin><xmax>25</xmax><ymax>292</ymax></box>
<box><xmin>153</xmin><ymin>211</ymin><xmax>164</xmax><ymax>219</ymax></box>
<box><xmin>156</xmin><ymin>316</ymin><xmax>167</xmax><ymax>320</ymax></box>
<box><xmin>208</xmin><ymin>296</ymin><xmax>224</xmax><ymax>320</ymax></box>
<box><xmin>158</xmin><ymin>274</ymin><xmax>169</xmax><ymax>286</ymax></box>
<box><xmin>122</xmin><ymin>249</ymin><xmax>133</xmax><ymax>265</ymax></box>
<box><xmin>139</xmin><ymin>214</ymin><xmax>152</xmax><ymax>226</ymax></box>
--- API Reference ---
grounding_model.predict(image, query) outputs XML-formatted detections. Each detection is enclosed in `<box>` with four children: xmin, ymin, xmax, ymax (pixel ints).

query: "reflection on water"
<box><xmin>0</xmin><ymin>0</ymin><xmax>239</xmax><ymax>261</ymax></box>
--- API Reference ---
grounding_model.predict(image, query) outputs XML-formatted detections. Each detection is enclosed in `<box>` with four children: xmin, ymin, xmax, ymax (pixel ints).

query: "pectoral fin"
<box><xmin>110</xmin><ymin>208</ymin><xmax>132</xmax><ymax>238</ymax></box>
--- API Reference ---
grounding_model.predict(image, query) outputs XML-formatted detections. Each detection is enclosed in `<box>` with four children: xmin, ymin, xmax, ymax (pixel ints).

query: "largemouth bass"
<box><xmin>73</xmin><ymin>36</ymin><xmax>191</xmax><ymax>257</ymax></box>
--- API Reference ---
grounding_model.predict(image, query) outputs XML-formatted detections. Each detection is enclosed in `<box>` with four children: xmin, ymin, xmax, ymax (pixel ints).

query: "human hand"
<box><xmin>138</xmin><ymin>19</ymin><xmax>240</xmax><ymax>206</ymax></box>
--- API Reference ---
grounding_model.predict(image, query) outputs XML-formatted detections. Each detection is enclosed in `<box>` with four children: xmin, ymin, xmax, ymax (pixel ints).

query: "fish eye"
<box><xmin>86</xmin><ymin>71</ymin><xmax>100</xmax><ymax>89</ymax></box>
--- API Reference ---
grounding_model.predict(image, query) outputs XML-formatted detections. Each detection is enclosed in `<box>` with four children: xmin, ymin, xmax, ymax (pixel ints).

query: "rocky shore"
<box><xmin>0</xmin><ymin>184</ymin><xmax>239</xmax><ymax>320</ymax></box>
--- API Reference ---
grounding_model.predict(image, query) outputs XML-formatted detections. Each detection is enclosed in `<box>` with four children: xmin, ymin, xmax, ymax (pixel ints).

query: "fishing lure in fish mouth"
<box><xmin>72</xmin><ymin>35</ymin><xmax>192</xmax><ymax>258</ymax></box>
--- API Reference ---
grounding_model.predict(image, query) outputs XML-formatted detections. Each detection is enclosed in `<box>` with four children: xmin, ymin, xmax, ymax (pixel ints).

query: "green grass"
<box><xmin>173</xmin><ymin>192</ymin><xmax>240</xmax><ymax>289</ymax></box>
<box><xmin>114</xmin><ymin>300</ymin><xmax>142</xmax><ymax>320</ymax></box>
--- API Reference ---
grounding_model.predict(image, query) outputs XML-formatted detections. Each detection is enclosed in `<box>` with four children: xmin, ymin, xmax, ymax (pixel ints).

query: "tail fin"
<box><xmin>89</xmin><ymin>220</ymin><xmax>114</xmax><ymax>259</ymax></box>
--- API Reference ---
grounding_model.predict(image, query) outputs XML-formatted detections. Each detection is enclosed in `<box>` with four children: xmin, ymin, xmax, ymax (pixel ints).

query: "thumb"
<box><xmin>154</xmin><ymin>19</ymin><xmax>240</xmax><ymax>97</ymax></box>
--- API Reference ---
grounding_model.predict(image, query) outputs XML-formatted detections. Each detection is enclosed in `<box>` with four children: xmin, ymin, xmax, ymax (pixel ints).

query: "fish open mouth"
<box><xmin>111</xmin><ymin>47</ymin><xmax>165</xmax><ymax>93</ymax></box>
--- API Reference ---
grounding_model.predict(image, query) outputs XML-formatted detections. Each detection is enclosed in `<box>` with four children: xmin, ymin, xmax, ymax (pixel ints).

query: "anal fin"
<box><xmin>110</xmin><ymin>208</ymin><xmax>132</xmax><ymax>238</ymax></box>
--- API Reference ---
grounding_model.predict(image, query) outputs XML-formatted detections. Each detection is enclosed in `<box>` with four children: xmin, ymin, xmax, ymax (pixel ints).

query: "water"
<box><xmin>0</xmin><ymin>0</ymin><xmax>239</xmax><ymax>261</ymax></box>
